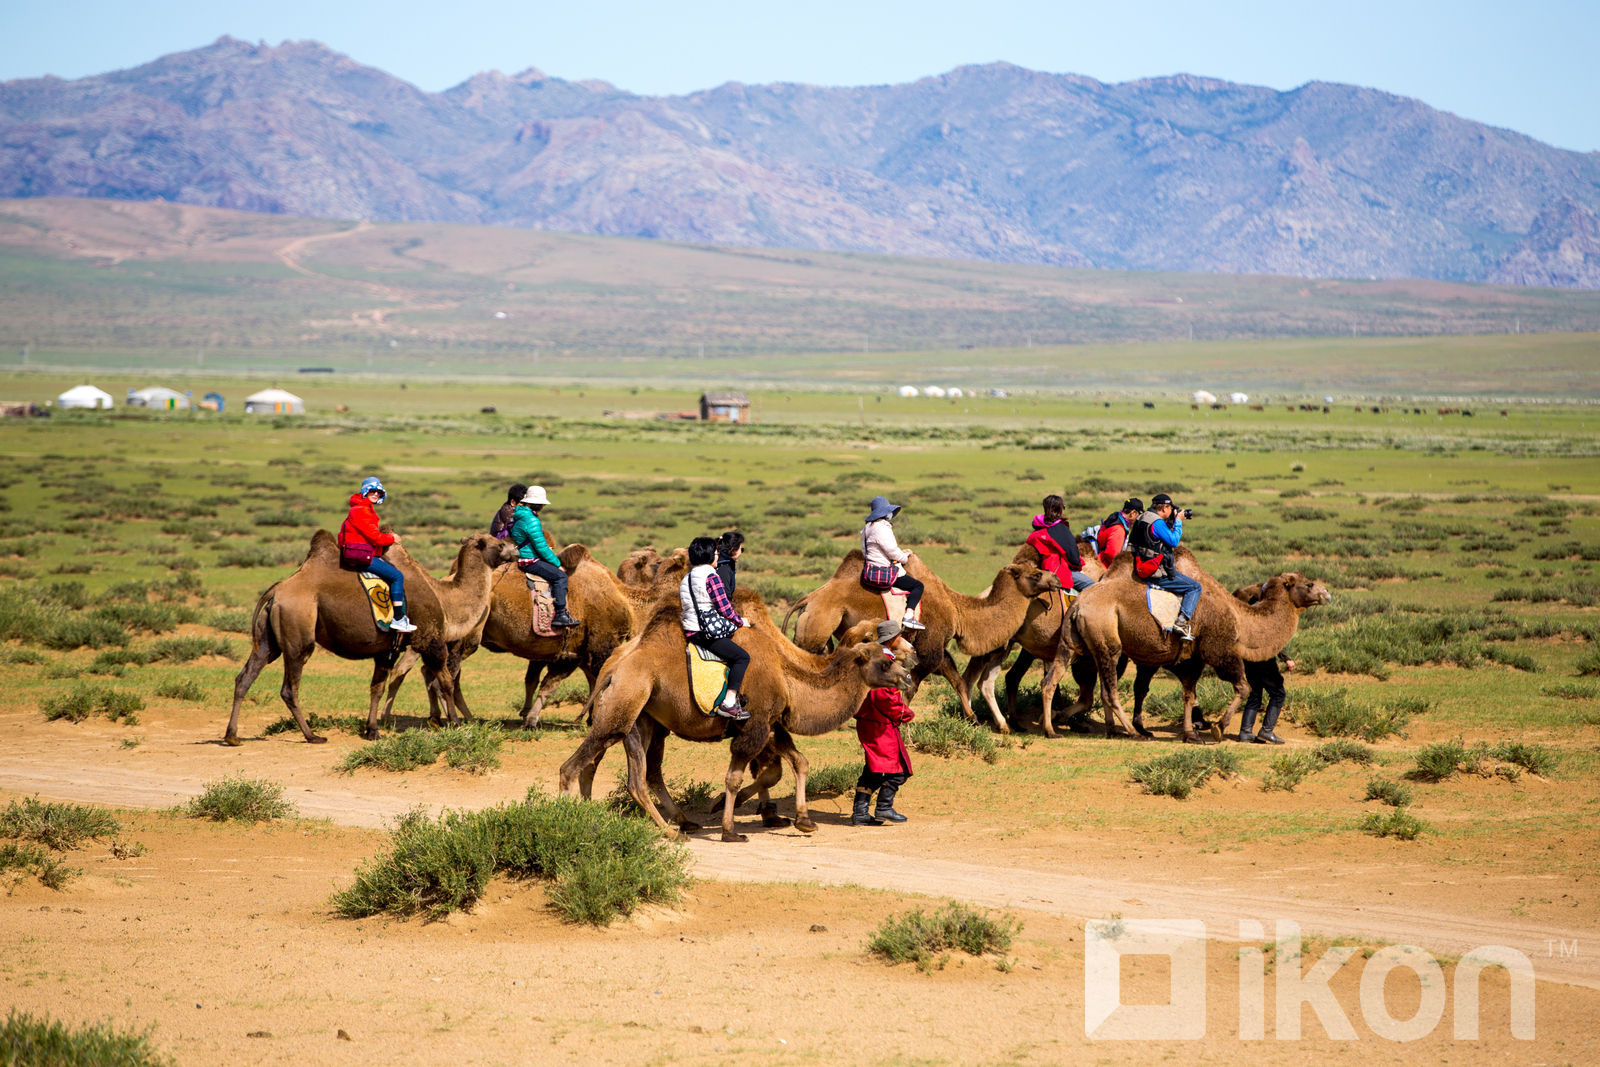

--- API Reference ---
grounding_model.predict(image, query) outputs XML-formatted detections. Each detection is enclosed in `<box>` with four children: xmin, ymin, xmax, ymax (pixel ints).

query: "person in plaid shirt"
<box><xmin>680</xmin><ymin>536</ymin><xmax>752</xmax><ymax>720</ymax></box>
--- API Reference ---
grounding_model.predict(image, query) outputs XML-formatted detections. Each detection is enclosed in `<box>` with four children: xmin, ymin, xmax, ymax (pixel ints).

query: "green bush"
<box><xmin>0</xmin><ymin>842</ymin><xmax>78</xmax><ymax>890</ymax></box>
<box><xmin>606</xmin><ymin>772</ymin><xmax>718</xmax><ymax>816</ymax></box>
<box><xmin>0</xmin><ymin>797</ymin><xmax>121</xmax><ymax>850</ymax></box>
<box><xmin>1363</xmin><ymin>778</ymin><xmax>1414</xmax><ymax>807</ymax></box>
<box><xmin>185</xmin><ymin>776</ymin><xmax>295</xmax><ymax>823</ymax></box>
<box><xmin>906</xmin><ymin>711</ymin><xmax>1004</xmax><ymax>763</ymax></box>
<box><xmin>41</xmin><ymin>684</ymin><xmax>144</xmax><ymax>725</ymax></box>
<box><xmin>339</xmin><ymin>723</ymin><xmax>505</xmax><ymax>775</ymax></box>
<box><xmin>148</xmin><ymin>636</ymin><xmax>235</xmax><ymax>662</ymax></box>
<box><xmin>1410</xmin><ymin>738</ymin><xmax>1482</xmax><ymax>782</ymax></box>
<box><xmin>154</xmin><ymin>679</ymin><xmax>206</xmax><ymax>701</ymax></box>
<box><xmin>1576</xmin><ymin>649</ymin><xmax>1600</xmax><ymax>677</ymax></box>
<box><xmin>42</xmin><ymin>615</ymin><xmax>131</xmax><ymax>651</ymax></box>
<box><xmin>866</xmin><ymin>901</ymin><xmax>1021</xmax><ymax>971</ymax></box>
<box><xmin>0</xmin><ymin>1009</ymin><xmax>172</xmax><ymax>1066</ymax></box>
<box><xmin>1261</xmin><ymin>751</ymin><xmax>1320</xmax><ymax>792</ymax></box>
<box><xmin>1129</xmin><ymin>748</ymin><xmax>1241</xmax><ymax>799</ymax></box>
<box><xmin>1289</xmin><ymin>689</ymin><xmax>1414</xmax><ymax>742</ymax></box>
<box><xmin>803</xmin><ymin>763</ymin><xmax>860</xmax><ymax>798</ymax></box>
<box><xmin>331</xmin><ymin>796</ymin><xmax>690</xmax><ymax>925</ymax></box>
<box><xmin>1311</xmin><ymin>740</ymin><xmax>1375</xmax><ymax>766</ymax></box>
<box><xmin>1487</xmin><ymin>741</ymin><xmax>1558</xmax><ymax>777</ymax></box>
<box><xmin>1360</xmin><ymin>808</ymin><xmax>1427</xmax><ymax>840</ymax></box>
<box><xmin>263</xmin><ymin>712</ymin><xmax>367</xmax><ymax>737</ymax></box>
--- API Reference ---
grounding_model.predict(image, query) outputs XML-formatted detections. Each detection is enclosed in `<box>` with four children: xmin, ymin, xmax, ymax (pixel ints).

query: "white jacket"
<box><xmin>861</xmin><ymin>519</ymin><xmax>909</xmax><ymax>568</ymax></box>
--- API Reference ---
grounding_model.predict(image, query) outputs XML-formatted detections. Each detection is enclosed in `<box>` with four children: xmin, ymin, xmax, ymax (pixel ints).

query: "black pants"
<box><xmin>688</xmin><ymin>632</ymin><xmax>749</xmax><ymax>693</ymax></box>
<box><xmin>518</xmin><ymin>558</ymin><xmax>569</xmax><ymax>612</ymax></box>
<box><xmin>1243</xmin><ymin>658</ymin><xmax>1285</xmax><ymax>711</ymax></box>
<box><xmin>892</xmin><ymin>574</ymin><xmax>924</xmax><ymax>610</ymax></box>
<box><xmin>856</xmin><ymin>770</ymin><xmax>908</xmax><ymax>793</ymax></box>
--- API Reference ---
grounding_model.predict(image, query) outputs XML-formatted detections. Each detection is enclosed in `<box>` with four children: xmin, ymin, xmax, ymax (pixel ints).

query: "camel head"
<box><xmin>839</xmin><ymin>619</ymin><xmax>919</xmax><ymax>671</ymax></box>
<box><xmin>558</xmin><ymin>543</ymin><xmax>594</xmax><ymax>571</ymax></box>
<box><xmin>1280</xmin><ymin>572</ymin><xmax>1332</xmax><ymax>609</ymax></box>
<box><xmin>1008</xmin><ymin>563</ymin><xmax>1062</xmax><ymax>597</ymax></box>
<box><xmin>618</xmin><ymin>547</ymin><xmax>662</xmax><ymax>586</ymax></box>
<box><xmin>847</xmin><ymin>641</ymin><xmax>913</xmax><ymax>692</ymax></box>
<box><xmin>463</xmin><ymin>533</ymin><xmax>521</xmax><ymax>568</ymax></box>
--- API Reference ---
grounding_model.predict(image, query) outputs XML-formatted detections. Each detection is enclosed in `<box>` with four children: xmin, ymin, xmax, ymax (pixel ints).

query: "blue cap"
<box><xmin>359</xmin><ymin>476</ymin><xmax>386</xmax><ymax>502</ymax></box>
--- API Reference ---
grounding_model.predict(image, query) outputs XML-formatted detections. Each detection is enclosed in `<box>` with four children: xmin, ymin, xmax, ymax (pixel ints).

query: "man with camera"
<box><xmin>1129</xmin><ymin>492</ymin><xmax>1202</xmax><ymax>641</ymax></box>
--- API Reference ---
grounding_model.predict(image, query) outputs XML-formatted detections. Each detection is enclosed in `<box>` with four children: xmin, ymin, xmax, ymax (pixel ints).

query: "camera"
<box><xmin>1179</xmin><ymin>508</ymin><xmax>1194</xmax><ymax>519</ymax></box>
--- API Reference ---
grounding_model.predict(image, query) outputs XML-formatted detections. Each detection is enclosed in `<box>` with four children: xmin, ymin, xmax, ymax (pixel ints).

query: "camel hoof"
<box><xmin>1181</xmin><ymin>731</ymin><xmax>1208</xmax><ymax>745</ymax></box>
<box><xmin>1136</xmin><ymin>727</ymin><xmax>1156</xmax><ymax>739</ymax></box>
<box><xmin>677</xmin><ymin>821</ymin><xmax>702</xmax><ymax>835</ymax></box>
<box><xmin>761</xmin><ymin>812</ymin><xmax>792</xmax><ymax>828</ymax></box>
<box><xmin>306</xmin><ymin>734</ymin><xmax>328</xmax><ymax>745</ymax></box>
<box><xmin>720</xmin><ymin>831</ymin><xmax>748</xmax><ymax>843</ymax></box>
<box><xmin>794</xmin><ymin>817</ymin><xmax>817</xmax><ymax>834</ymax></box>
<box><xmin>362</xmin><ymin>728</ymin><xmax>379</xmax><ymax>741</ymax></box>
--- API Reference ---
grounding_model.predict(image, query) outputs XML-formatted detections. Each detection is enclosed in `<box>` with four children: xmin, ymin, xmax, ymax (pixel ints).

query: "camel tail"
<box><xmin>782</xmin><ymin>594</ymin><xmax>810</xmax><ymax>639</ymax></box>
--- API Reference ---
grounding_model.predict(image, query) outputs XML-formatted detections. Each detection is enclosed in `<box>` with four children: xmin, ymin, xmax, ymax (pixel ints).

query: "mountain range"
<box><xmin>3</xmin><ymin>36</ymin><xmax>1599</xmax><ymax>288</ymax></box>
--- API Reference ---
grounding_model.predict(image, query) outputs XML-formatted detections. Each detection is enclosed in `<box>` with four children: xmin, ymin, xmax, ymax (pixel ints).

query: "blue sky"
<box><xmin>3</xmin><ymin>0</ymin><xmax>1597</xmax><ymax>152</ymax></box>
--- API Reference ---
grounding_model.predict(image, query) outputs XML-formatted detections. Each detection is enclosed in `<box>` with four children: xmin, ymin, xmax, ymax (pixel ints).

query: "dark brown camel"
<box><xmin>224</xmin><ymin>532</ymin><xmax>516</xmax><ymax>744</ymax></box>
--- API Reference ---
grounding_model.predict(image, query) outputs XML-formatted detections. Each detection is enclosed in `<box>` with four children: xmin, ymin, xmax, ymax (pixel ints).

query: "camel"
<box><xmin>1040</xmin><ymin>550</ymin><xmax>1330</xmax><ymax>743</ymax></box>
<box><xmin>783</xmin><ymin>551</ymin><xmax>1059</xmax><ymax>726</ymax></box>
<box><xmin>224</xmin><ymin>531</ymin><xmax>518</xmax><ymax>745</ymax></box>
<box><xmin>557</xmin><ymin>595</ymin><xmax>909</xmax><ymax>841</ymax></box>
<box><xmin>380</xmin><ymin>544</ymin><xmax>641</xmax><ymax>729</ymax></box>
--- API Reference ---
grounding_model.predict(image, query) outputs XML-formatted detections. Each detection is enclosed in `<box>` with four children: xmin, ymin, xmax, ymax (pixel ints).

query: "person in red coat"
<box><xmin>337</xmin><ymin>476</ymin><xmax>417</xmax><ymax>633</ymax></box>
<box><xmin>1026</xmin><ymin>494</ymin><xmax>1094</xmax><ymax>594</ymax></box>
<box><xmin>852</xmin><ymin>626</ymin><xmax>915</xmax><ymax>825</ymax></box>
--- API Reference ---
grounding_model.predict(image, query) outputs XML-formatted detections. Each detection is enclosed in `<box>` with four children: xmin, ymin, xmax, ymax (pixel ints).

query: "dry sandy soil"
<box><xmin>3</xmin><ymin>695</ymin><xmax>1598</xmax><ymax>1065</ymax></box>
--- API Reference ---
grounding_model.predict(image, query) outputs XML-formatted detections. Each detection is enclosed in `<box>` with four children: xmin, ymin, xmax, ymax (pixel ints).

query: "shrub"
<box><xmin>1576</xmin><ymin>649</ymin><xmax>1600</xmax><ymax>677</ymax></box>
<box><xmin>803</xmin><ymin>763</ymin><xmax>860</xmax><ymax>798</ymax></box>
<box><xmin>1289</xmin><ymin>689</ymin><xmax>1414</xmax><ymax>742</ymax></box>
<box><xmin>1363</xmin><ymin>778</ymin><xmax>1413</xmax><ymax>807</ymax></box>
<box><xmin>0</xmin><ymin>842</ymin><xmax>78</xmax><ymax>890</ymax></box>
<box><xmin>154</xmin><ymin>679</ymin><xmax>206</xmax><ymax>701</ymax></box>
<box><xmin>89</xmin><ymin>649</ymin><xmax>151</xmax><ymax>674</ymax></box>
<box><xmin>185</xmin><ymin>776</ymin><xmax>295</xmax><ymax>823</ymax></box>
<box><xmin>1543</xmin><ymin>681</ymin><xmax>1599</xmax><ymax>701</ymax></box>
<box><xmin>148</xmin><ymin>636</ymin><xmax>235</xmax><ymax>662</ymax></box>
<box><xmin>866</xmin><ymin>901</ymin><xmax>1021</xmax><ymax>971</ymax></box>
<box><xmin>0</xmin><ymin>797</ymin><xmax>121</xmax><ymax>849</ymax></box>
<box><xmin>42</xmin><ymin>615</ymin><xmax>131</xmax><ymax>651</ymax></box>
<box><xmin>1360</xmin><ymin>808</ymin><xmax>1427</xmax><ymax>840</ymax></box>
<box><xmin>1261</xmin><ymin>751</ymin><xmax>1320</xmax><ymax>792</ymax></box>
<box><xmin>339</xmin><ymin>723</ymin><xmax>504</xmax><ymax>775</ymax></box>
<box><xmin>330</xmin><ymin>796</ymin><xmax>690</xmax><ymax>925</ymax></box>
<box><xmin>1487</xmin><ymin>741</ymin><xmax>1557</xmax><ymax>777</ymax></box>
<box><xmin>41</xmin><ymin>684</ymin><xmax>144</xmax><ymax>725</ymax></box>
<box><xmin>263</xmin><ymin>713</ymin><xmax>367</xmax><ymax>737</ymax></box>
<box><xmin>1410</xmin><ymin>738</ymin><xmax>1482</xmax><ymax>782</ymax></box>
<box><xmin>1311</xmin><ymin>740</ymin><xmax>1375</xmax><ymax>766</ymax></box>
<box><xmin>1129</xmin><ymin>748</ymin><xmax>1241</xmax><ymax>799</ymax></box>
<box><xmin>607</xmin><ymin>772</ymin><xmax>718</xmax><ymax>816</ymax></box>
<box><xmin>906</xmin><ymin>711</ymin><xmax>1004</xmax><ymax>763</ymax></box>
<box><xmin>206</xmin><ymin>608</ymin><xmax>252</xmax><ymax>632</ymax></box>
<box><xmin>0</xmin><ymin>1009</ymin><xmax>172</xmax><ymax>1066</ymax></box>
<box><xmin>253</xmin><ymin>509</ymin><xmax>316</xmax><ymax>527</ymax></box>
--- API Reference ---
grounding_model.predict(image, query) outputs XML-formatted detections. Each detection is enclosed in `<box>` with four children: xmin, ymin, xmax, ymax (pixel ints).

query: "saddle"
<box><xmin>356</xmin><ymin>572</ymin><xmax>397</xmax><ymax>630</ymax></box>
<box><xmin>524</xmin><ymin>573</ymin><xmax>559</xmax><ymax>637</ymax></box>
<box><xmin>1145</xmin><ymin>588</ymin><xmax>1185</xmax><ymax>634</ymax></box>
<box><xmin>686</xmin><ymin>643</ymin><xmax>730</xmax><ymax>715</ymax></box>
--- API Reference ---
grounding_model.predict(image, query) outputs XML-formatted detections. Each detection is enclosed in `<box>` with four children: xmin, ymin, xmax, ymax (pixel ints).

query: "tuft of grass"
<box><xmin>338</xmin><ymin>723</ymin><xmax>505</xmax><ymax>776</ymax></box>
<box><xmin>185</xmin><ymin>776</ymin><xmax>295</xmax><ymax>824</ymax></box>
<box><xmin>1487</xmin><ymin>740</ymin><xmax>1558</xmax><ymax>777</ymax></box>
<box><xmin>1410</xmin><ymin>737</ymin><xmax>1482</xmax><ymax>782</ymax></box>
<box><xmin>0</xmin><ymin>797</ymin><xmax>121</xmax><ymax>850</ymax></box>
<box><xmin>866</xmin><ymin>901</ymin><xmax>1021</xmax><ymax>972</ymax></box>
<box><xmin>1311</xmin><ymin>739</ymin><xmax>1375</xmax><ymax>766</ymax></box>
<box><xmin>1129</xmin><ymin>748</ymin><xmax>1241</xmax><ymax>800</ymax></box>
<box><xmin>1289</xmin><ymin>689</ymin><xmax>1415</xmax><ymax>742</ymax></box>
<box><xmin>802</xmin><ymin>762</ymin><xmax>860</xmax><ymax>798</ymax></box>
<box><xmin>148</xmin><ymin>635</ymin><xmax>235</xmax><ymax>662</ymax></box>
<box><xmin>41</xmin><ymin>683</ymin><xmax>144</xmax><ymax>725</ymax></box>
<box><xmin>606</xmin><ymin>772</ymin><xmax>719</xmax><ymax>816</ymax></box>
<box><xmin>0</xmin><ymin>842</ymin><xmax>79</xmax><ymax>890</ymax></box>
<box><xmin>906</xmin><ymin>708</ymin><xmax>1006</xmax><ymax>763</ymax></box>
<box><xmin>1543</xmin><ymin>681</ymin><xmax>1599</xmax><ymax>701</ymax></box>
<box><xmin>330</xmin><ymin>796</ymin><xmax>690</xmax><ymax>925</ymax></box>
<box><xmin>1261</xmin><ymin>751</ymin><xmax>1321</xmax><ymax>792</ymax></box>
<box><xmin>1359</xmin><ymin>808</ymin><xmax>1428</xmax><ymax>840</ymax></box>
<box><xmin>1575</xmin><ymin>649</ymin><xmax>1600</xmax><ymax>677</ymax></box>
<box><xmin>0</xmin><ymin>1009</ymin><xmax>173</xmax><ymax>1066</ymax></box>
<box><xmin>263</xmin><ymin>712</ymin><xmax>368</xmax><ymax>737</ymax></box>
<box><xmin>154</xmin><ymin>679</ymin><xmax>206</xmax><ymax>701</ymax></box>
<box><xmin>1364</xmin><ymin>778</ymin><xmax>1414</xmax><ymax>807</ymax></box>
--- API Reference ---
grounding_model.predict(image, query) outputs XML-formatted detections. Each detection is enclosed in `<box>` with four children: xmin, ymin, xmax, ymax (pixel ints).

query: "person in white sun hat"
<box><xmin>510</xmin><ymin>485</ymin><xmax>577</xmax><ymax>628</ymax></box>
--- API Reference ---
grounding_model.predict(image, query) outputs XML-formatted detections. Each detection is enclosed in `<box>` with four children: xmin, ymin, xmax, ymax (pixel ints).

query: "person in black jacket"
<box><xmin>716</xmin><ymin>531</ymin><xmax>745</xmax><ymax>594</ymax></box>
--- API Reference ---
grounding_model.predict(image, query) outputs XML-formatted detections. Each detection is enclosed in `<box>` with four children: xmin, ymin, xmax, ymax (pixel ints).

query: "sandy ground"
<box><xmin>3</xmin><ymin>701</ymin><xmax>1599</xmax><ymax>1064</ymax></box>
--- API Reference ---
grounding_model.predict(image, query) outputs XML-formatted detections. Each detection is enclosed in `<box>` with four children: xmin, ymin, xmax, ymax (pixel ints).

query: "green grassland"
<box><xmin>3</xmin><ymin>198</ymin><xmax>1600</xmax><ymax>394</ymax></box>
<box><xmin>1</xmin><ymin>376</ymin><xmax>1598</xmax><ymax>870</ymax></box>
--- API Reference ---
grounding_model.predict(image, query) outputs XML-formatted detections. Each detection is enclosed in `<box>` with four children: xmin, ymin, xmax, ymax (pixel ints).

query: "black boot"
<box><xmin>551</xmin><ymin>608</ymin><xmax>578</xmax><ymax>628</ymax></box>
<box><xmin>873</xmin><ymin>780</ymin><xmax>908</xmax><ymax>823</ymax></box>
<box><xmin>1236</xmin><ymin>703</ymin><xmax>1260</xmax><ymax>743</ymax></box>
<box><xmin>1254</xmin><ymin>700</ymin><xmax>1285</xmax><ymax>744</ymax></box>
<box><xmin>850</xmin><ymin>788</ymin><xmax>884</xmax><ymax>826</ymax></box>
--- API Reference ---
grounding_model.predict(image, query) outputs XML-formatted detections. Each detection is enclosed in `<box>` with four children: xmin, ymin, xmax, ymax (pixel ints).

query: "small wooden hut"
<box><xmin>699</xmin><ymin>391</ymin><xmax>750</xmax><ymax>424</ymax></box>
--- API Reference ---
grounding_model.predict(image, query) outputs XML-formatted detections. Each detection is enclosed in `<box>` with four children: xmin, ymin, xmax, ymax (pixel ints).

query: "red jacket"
<box><xmin>1096</xmin><ymin>521</ymin><xmax>1129</xmax><ymax>568</ymax></box>
<box><xmin>338</xmin><ymin>493</ymin><xmax>395</xmax><ymax>552</ymax></box>
<box><xmin>1026</xmin><ymin>519</ymin><xmax>1081</xmax><ymax>586</ymax></box>
<box><xmin>855</xmin><ymin>685</ymin><xmax>914</xmax><ymax>775</ymax></box>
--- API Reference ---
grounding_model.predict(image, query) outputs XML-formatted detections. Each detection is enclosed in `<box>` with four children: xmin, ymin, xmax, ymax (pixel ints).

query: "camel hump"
<box><xmin>558</xmin><ymin>543</ymin><xmax>593</xmax><ymax>571</ymax></box>
<box><xmin>828</xmin><ymin>549</ymin><xmax>866</xmax><ymax>580</ymax></box>
<box><xmin>1010</xmin><ymin>542</ymin><xmax>1041</xmax><ymax>567</ymax></box>
<box><xmin>306</xmin><ymin>529</ymin><xmax>340</xmax><ymax>566</ymax></box>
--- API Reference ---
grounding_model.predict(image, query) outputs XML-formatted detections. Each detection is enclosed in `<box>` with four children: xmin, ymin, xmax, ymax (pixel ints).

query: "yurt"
<box><xmin>243</xmin><ymin>388</ymin><xmax>305</xmax><ymax>415</ymax></box>
<box><xmin>897</xmin><ymin>385</ymin><xmax>919</xmax><ymax>398</ymax></box>
<box><xmin>1228</xmin><ymin>392</ymin><xmax>1250</xmax><ymax>404</ymax></box>
<box><xmin>923</xmin><ymin>386</ymin><xmax>947</xmax><ymax>399</ymax></box>
<box><xmin>57</xmin><ymin>385</ymin><xmax>113</xmax><ymax>409</ymax></box>
<box><xmin>1192</xmin><ymin>390</ymin><xmax>1218</xmax><ymax>404</ymax></box>
<box><xmin>127</xmin><ymin>386</ymin><xmax>190</xmax><ymax>410</ymax></box>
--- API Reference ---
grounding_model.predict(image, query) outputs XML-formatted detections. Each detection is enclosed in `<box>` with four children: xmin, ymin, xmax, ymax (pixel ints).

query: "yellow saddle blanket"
<box><xmin>686</xmin><ymin>643</ymin><xmax>730</xmax><ymax>715</ymax></box>
<box><xmin>1145</xmin><ymin>588</ymin><xmax>1182</xmax><ymax>631</ymax></box>
<box><xmin>357</xmin><ymin>572</ymin><xmax>396</xmax><ymax>630</ymax></box>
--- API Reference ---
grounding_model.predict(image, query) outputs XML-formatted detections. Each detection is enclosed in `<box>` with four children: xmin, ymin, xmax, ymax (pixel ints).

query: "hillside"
<box><xmin>3</xmin><ymin>38</ymin><xmax>1600</xmax><ymax>287</ymax></box>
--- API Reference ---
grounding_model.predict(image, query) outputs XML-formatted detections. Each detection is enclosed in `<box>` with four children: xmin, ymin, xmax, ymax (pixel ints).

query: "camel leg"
<box><xmin>717</xmin><ymin>720</ymin><xmax>770</xmax><ymax>843</ymax></box>
<box><xmin>619</xmin><ymin>724</ymin><xmax>676</xmax><ymax>836</ymax></box>
<box><xmin>421</xmin><ymin>644</ymin><xmax>458</xmax><ymax>730</ymax></box>
<box><xmin>557</xmin><ymin>672</ymin><xmax>642</xmax><ymax>797</ymax></box>
<box><xmin>639</xmin><ymin>719</ymin><xmax>700</xmax><ymax>833</ymax></box>
<box><xmin>1038</xmin><ymin>655</ymin><xmax>1064</xmax><ymax>739</ymax></box>
<box><xmin>727</xmin><ymin>752</ymin><xmax>783</xmax><ymax>809</ymax></box>
<box><xmin>1095</xmin><ymin>648</ymin><xmax>1139</xmax><ymax>739</ymax></box>
<box><xmin>933</xmin><ymin>655</ymin><xmax>982</xmax><ymax>726</ymax></box>
<box><xmin>769</xmin><ymin>729</ymin><xmax>813</xmax><ymax>832</ymax></box>
<box><xmin>274</xmin><ymin>641</ymin><xmax>326</xmax><ymax>744</ymax></box>
<box><xmin>445</xmin><ymin>644</ymin><xmax>473</xmax><ymax>723</ymax></box>
<box><xmin>364</xmin><ymin>658</ymin><xmax>397</xmax><ymax>740</ymax></box>
<box><xmin>719</xmin><ymin>752</ymin><xmax>750</xmax><ymax>843</ymax></box>
<box><xmin>1131</xmin><ymin>663</ymin><xmax>1155</xmax><ymax>738</ymax></box>
<box><xmin>1213</xmin><ymin>657</ymin><xmax>1246</xmax><ymax>743</ymax></box>
<box><xmin>224</xmin><ymin>625</ymin><xmax>285</xmax><ymax>746</ymax></box>
<box><xmin>381</xmin><ymin>646</ymin><xmax>422</xmax><ymax>723</ymax></box>
<box><xmin>525</xmin><ymin>661</ymin><xmax>580</xmax><ymax>729</ymax></box>
<box><xmin>519</xmin><ymin>662</ymin><xmax>546</xmax><ymax>726</ymax></box>
<box><xmin>1002</xmin><ymin>648</ymin><xmax>1036</xmax><ymax>732</ymax></box>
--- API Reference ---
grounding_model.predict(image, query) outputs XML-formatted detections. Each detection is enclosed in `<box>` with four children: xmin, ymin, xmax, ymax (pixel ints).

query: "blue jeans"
<box><xmin>1146</xmin><ymin>571</ymin><xmax>1201</xmax><ymax>620</ymax></box>
<box><xmin>1069</xmin><ymin>570</ymin><xmax>1096</xmax><ymax>592</ymax></box>
<box><xmin>518</xmin><ymin>558</ymin><xmax>569</xmax><ymax>612</ymax></box>
<box><xmin>364</xmin><ymin>555</ymin><xmax>407</xmax><ymax>612</ymax></box>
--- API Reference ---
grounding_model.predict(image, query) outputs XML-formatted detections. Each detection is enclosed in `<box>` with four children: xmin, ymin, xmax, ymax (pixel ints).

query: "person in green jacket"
<box><xmin>511</xmin><ymin>486</ymin><xmax>577</xmax><ymax>628</ymax></box>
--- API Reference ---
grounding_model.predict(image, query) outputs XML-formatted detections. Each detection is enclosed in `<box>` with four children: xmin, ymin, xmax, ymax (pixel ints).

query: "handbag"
<box><xmin>340</xmin><ymin>540</ymin><xmax>376</xmax><ymax>570</ymax></box>
<box><xmin>691</xmin><ymin>575</ymin><xmax>737</xmax><ymax>640</ymax></box>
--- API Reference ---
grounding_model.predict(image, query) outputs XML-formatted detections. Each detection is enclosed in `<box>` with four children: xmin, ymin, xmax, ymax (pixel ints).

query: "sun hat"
<box><xmin>865</xmin><ymin>496</ymin><xmax>901</xmax><ymax>522</ymax></box>
<box><xmin>358</xmin><ymin>476</ymin><xmax>386</xmax><ymax>502</ymax></box>
<box><xmin>876</xmin><ymin>619</ymin><xmax>903</xmax><ymax>644</ymax></box>
<box><xmin>521</xmin><ymin>486</ymin><xmax>551</xmax><ymax>506</ymax></box>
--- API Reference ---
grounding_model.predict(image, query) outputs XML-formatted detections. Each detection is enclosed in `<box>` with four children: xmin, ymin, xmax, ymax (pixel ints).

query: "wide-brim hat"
<box><xmin>865</xmin><ymin>495</ymin><xmax>901</xmax><ymax>522</ymax></box>
<box><xmin>876</xmin><ymin>619</ymin><xmax>903</xmax><ymax>645</ymax></box>
<box><xmin>521</xmin><ymin>486</ymin><xmax>551</xmax><ymax>506</ymax></box>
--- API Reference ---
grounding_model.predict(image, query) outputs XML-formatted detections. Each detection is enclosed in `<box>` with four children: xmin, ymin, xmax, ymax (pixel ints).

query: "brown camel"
<box><xmin>224</xmin><ymin>532</ymin><xmax>517</xmax><ymax>744</ymax></box>
<box><xmin>557</xmin><ymin>598</ymin><xmax>908</xmax><ymax>841</ymax></box>
<box><xmin>1041</xmin><ymin>551</ymin><xmax>1330</xmax><ymax>743</ymax></box>
<box><xmin>784</xmin><ymin>550</ymin><xmax>1059</xmax><ymax>723</ymax></box>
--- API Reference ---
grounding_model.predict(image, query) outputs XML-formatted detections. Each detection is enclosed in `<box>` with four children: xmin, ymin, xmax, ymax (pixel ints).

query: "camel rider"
<box><xmin>715</xmin><ymin>530</ymin><xmax>745</xmax><ymax>594</ymax></box>
<box><xmin>1130</xmin><ymin>493</ymin><xmax>1201</xmax><ymax>641</ymax></box>
<box><xmin>860</xmin><ymin>496</ymin><xmax>926</xmax><ymax>631</ymax></box>
<box><xmin>489</xmin><ymin>483</ymin><xmax>527</xmax><ymax>540</ymax></box>
<box><xmin>511</xmin><ymin>486</ymin><xmax>578</xmax><ymax>629</ymax></box>
<box><xmin>338</xmin><ymin>477</ymin><xmax>417</xmax><ymax>633</ymax></box>
<box><xmin>1026</xmin><ymin>494</ymin><xmax>1095</xmax><ymax>594</ymax></box>
<box><xmin>681</xmin><ymin>536</ymin><xmax>752</xmax><ymax>720</ymax></box>
<box><xmin>1094</xmin><ymin>498</ymin><xmax>1144</xmax><ymax>568</ymax></box>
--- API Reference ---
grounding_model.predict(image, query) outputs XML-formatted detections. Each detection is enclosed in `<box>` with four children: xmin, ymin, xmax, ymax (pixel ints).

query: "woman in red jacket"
<box><xmin>1026</xmin><ymin>494</ymin><xmax>1094</xmax><ymax>594</ymax></box>
<box><xmin>337</xmin><ymin>476</ymin><xmax>417</xmax><ymax>633</ymax></box>
<box><xmin>852</xmin><ymin>623</ymin><xmax>915</xmax><ymax>826</ymax></box>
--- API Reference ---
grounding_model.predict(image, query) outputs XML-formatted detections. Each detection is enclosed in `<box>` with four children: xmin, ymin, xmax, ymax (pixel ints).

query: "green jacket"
<box><xmin>511</xmin><ymin>505</ymin><xmax>562</xmax><ymax>566</ymax></box>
